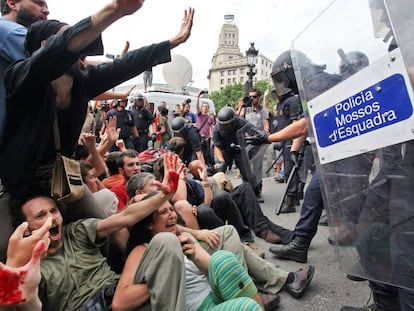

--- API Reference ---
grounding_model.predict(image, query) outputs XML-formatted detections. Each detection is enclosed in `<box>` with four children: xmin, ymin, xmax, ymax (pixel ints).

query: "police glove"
<box><xmin>273</xmin><ymin>142</ymin><xmax>283</xmax><ymax>151</ymax></box>
<box><xmin>290</xmin><ymin>151</ymin><xmax>299</xmax><ymax>168</ymax></box>
<box><xmin>246</xmin><ymin>134</ymin><xmax>269</xmax><ymax>145</ymax></box>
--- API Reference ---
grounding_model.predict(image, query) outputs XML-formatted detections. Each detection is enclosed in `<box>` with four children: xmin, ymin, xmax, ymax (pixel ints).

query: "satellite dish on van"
<box><xmin>162</xmin><ymin>54</ymin><xmax>193</xmax><ymax>91</ymax></box>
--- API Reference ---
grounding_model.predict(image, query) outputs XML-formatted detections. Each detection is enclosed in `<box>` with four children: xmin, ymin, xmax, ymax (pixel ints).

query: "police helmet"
<box><xmin>339</xmin><ymin>51</ymin><xmax>369</xmax><ymax>78</ymax></box>
<box><xmin>217</xmin><ymin>107</ymin><xmax>236</xmax><ymax>125</ymax></box>
<box><xmin>113</xmin><ymin>98</ymin><xmax>126</xmax><ymax>107</ymax></box>
<box><xmin>128</xmin><ymin>91</ymin><xmax>144</xmax><ymax>105</ymax></box>
<box><xmin>271</xmin><ymin>50</ymin><xmax>326</xmax><ymax>97</ymax></box>
<box><xmin>171</xmin><ymin>117</ymin><xmax>189</xmax><ymax>134</ymax></box>
<box><xmin>271</xmin><ymin>50</ymin><xmax>297</xmax><ymax>97</ymax></box>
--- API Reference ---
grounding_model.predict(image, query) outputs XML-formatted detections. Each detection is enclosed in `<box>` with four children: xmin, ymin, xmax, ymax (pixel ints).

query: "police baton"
<box><xmin>275</xmin><ymin>164</ymin><xmax>298</xmax><ymax>215</ymax></box>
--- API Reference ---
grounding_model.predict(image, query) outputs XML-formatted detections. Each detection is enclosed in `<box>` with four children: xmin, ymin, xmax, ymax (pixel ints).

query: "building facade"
<box><xmin>208</xmin><ymin>20</ymin><xmax>273</xmax><ymax>92</ymax></box>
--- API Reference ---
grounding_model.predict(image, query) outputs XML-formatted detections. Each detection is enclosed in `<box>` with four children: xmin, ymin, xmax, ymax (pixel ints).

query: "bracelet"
<box><xmin>202</xmin><ymin>182</ymin><xmax>210</xmax><ymax>187</ymax></box>
<box><xmin>194</xmin><ymin>239</ymin><xmax>199</xmax><ymax>244</ymax></box>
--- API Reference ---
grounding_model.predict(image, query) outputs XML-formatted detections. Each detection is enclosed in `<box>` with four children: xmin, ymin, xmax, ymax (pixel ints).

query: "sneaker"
<box><xmin>257</xmin><ymin>228</ymin><xmax>281</xmax><ymax>244</ymax></box>
<box><xmin>258</xmin><ymin>292</ymin><xmax>280</xmax><ymax>310</ymax></box>
<box><xmin>243</xmin><ymin>241</ymin><xmax>265</xmax><ymax>259</ymax></box>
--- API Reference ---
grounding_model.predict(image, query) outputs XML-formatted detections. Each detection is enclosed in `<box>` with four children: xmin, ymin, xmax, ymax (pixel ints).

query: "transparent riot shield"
<box><xmin>236</xmin><ymin>125</ymin><xmax>269</xmax><ymax>190</ymax></box>
<box><xmin>292</xmin><ymin>0</ymin><xmax>414</xmax><ymax>289</ymax></box>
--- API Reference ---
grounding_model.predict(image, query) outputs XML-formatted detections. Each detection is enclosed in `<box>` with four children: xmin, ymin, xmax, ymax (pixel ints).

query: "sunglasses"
<box><xmin>250</xmin><ymin>95</ymin><xmax>258</xmax><ymax>99</ymax></box>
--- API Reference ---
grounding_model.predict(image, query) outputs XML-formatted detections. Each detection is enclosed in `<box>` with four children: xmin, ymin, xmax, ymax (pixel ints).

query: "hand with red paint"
<box><xmin>160</xmin><ymin>152</ymin><xmax>185</xmax><ymax>195</ymax></box>
<box><xmin>0</xmin><ymin>240</ymin><xmax>47</xmax><ymax>310</ymax></box>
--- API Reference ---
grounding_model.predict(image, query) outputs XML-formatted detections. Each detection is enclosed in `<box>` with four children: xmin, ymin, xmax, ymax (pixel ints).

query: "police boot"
<box><xmin>269</xmin><ymin>235</ymin><xmax>311</xmax><ymax>263</ymax></box>
<box><xmin>279</xmin><ymin>195</ymin><xmax>296</xmax><ymax>213</ymax></box>
<box><xmin>297</xmin><ymin>181</ymin><xmax>305</xmax><ymax>200</ymax></box>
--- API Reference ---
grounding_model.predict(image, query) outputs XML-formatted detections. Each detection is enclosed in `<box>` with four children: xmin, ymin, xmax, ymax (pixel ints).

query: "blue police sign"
<box><xmin>313</xmin><ymin>74</ymin><xmax>413</xmax><ymax>148</ymax></box>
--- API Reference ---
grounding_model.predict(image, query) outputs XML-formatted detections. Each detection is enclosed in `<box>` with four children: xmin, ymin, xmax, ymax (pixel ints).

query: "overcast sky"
<box><xmin>47</xmin><ymin>0</ymin><xmax>334</xmax><ymax>89</ymax></box>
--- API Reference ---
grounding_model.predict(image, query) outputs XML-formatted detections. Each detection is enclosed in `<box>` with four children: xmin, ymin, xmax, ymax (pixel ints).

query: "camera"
<box><xmin>242</xmin><ymin>96</ymin><xmax>252</xmax><ymax>107</ymax></box>
<box><xmin>185</xmin><ymin>98</ymin><xmax>192</xmax><ymax>104</ymax></box>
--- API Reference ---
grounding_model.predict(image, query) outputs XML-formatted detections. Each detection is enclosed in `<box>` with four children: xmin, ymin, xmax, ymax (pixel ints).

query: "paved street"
<box><xmin>228</xmin><ymin>168</ymin><xmax>371</xmax><ymax>311</ymax></box>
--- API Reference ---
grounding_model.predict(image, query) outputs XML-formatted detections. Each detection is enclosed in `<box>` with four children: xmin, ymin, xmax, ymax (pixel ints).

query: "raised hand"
<box><xmin>159</xmin><ymin>153</ymin><xmax>185</xmax><ymax>194</ymax></box>
<box><xmin>101</xmin><ymin>116</ymin><xmax>120</xmax><ymax>145</ymax></box>
<box><xmin>6</xmin><ymin>218</ymin><xmax>51</xmax><ymax>268</ymax></box>
<box><xmin>170</xmin><ymin>7</ymin><xmax>195</xmax><ymax>48</ymax></box>
<box><xmin>78</xmin><ymin>132</ymin><xmax>96</xmax><ymax>150</ymax></box>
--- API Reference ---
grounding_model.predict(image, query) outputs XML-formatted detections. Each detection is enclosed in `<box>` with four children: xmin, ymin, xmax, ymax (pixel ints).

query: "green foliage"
<box><xmin>209</xmin><ymin>80</ymin><xmax>278</xmax><ymax>112</ymax></box>
<box><xmin>209</xmin><ymin>83</ymin><xmax>245</xmax><ymax>112</ymax></box>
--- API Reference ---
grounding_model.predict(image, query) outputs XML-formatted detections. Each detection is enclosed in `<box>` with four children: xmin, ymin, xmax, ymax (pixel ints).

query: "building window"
<box><xmin>220</xmin><ymin>71</ymin><xmax>224</xmax><ymax>77</ymax></box>
<box><xmin>233</xmin><ymin>78</ymin><xmax>236</xmax><ymax>83</ymax></box>
<box><xmin>240</xmin><ymin>77</ymin><xmax>244</xmax><ymax>83</ymax></box>
<box><xmin>240</xmin><ymin>68</ymin><xmax>244</xmax><ymax>74</ymax></box>
<box><xmin>233</xmin><ymin>69</ymin><xmax>236</xmax><ymax>75</ymax></box>
<box><xmin>220</xmin><ymin>79</ymin><xmax>224</xmax><ymax>85</ymax></box>
<box><xmin>227</xmin><ymin>78</ymin><xmax>231</xmax><ymax>84</ymax></box>
<box><xmin>228</xmin><ymin>70</ymin><xmax>232</xmax><ymax>75</ymax></box>
<box><xmin>228</xmin><ymin>56</ymin><xmax>233</xmax><ymax>60</ymax></box>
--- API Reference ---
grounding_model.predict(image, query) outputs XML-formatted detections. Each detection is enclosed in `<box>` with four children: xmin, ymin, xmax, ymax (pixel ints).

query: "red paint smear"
<box><xmin>0</xmin><ymin>265</ymin><xmax>26</xmax><ymax>305</ymax></box>
<box><xmin>169</xmin><ymin>171</ymin><xmax>179</xmax><ymax>193</ymax></box>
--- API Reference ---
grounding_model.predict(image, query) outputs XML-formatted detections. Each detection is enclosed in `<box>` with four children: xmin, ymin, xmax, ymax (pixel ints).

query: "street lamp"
<box><xmin>245</xmin><ymin>42</ymin><xmax>258</xmax><ymax>91</ymax></box>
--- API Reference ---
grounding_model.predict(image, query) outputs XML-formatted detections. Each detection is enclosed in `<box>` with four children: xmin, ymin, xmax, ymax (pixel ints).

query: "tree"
<box><xmin>209</xmin><ymin>80</ymin><xmax>277</xmax><ymax>112</ymax></box>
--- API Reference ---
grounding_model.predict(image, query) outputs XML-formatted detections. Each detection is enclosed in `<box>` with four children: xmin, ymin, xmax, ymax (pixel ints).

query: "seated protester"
<box><xmin>11</xmin><ymin>152</ymin><xmax>184</xmax><ymax>310</ymax></box>
<box><xmin>102</xmin><ymin>151</ymin><xmax>124</xmax><ymax>189</ymax></box>
<box><xmin>189</xmin><ymin>160</ymin><xmax>295</xmax><ymax>245</ymax></box>
<box><xmin>114</xmin><ymin>193</ymin><xmax>315</xmax><ymax>310</ymax></box>
<box><xmin>152</xmin><ymin>158</ymin><xmax>271</xmax><ymax>257</ymax></box>
<box><xmin>0</xmin><ymin>219</ymin><xmax>52</xmax><ymax>311</ymax></box>
<box><xmin>80</xmin><ymin>161</ymin><xmax>118</xmax><ymax>217</ymax></box>
<box><xmin>114</xmin><ymin>194</ymin><xmax>264</xmax><ymax>311</ymax></box>
<box><xmin>110</xmin><ymin>149</ymin><xmax>141</xmax><ymax>211</ymax></box>
<box><xmin>127</xmin><ymin>172</ymin><xmax>200</xmax><ymax>230</ymax></box>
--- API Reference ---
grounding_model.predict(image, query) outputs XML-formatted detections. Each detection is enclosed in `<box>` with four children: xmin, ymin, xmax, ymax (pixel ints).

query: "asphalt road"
<box><xmin>228</xmin><ymin>169</ymin><xmax>371</xmax><ymax>311</ymax></box>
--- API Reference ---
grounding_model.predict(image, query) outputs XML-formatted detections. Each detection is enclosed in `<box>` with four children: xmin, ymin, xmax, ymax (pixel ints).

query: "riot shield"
<box><xmin>235</xmin><ymin>125</ymin><xmax>269</xmax><ymax>190</ymax></box>
<box><xmin>292</xmin><ymin>0</ymin><xmax>414</xmax><ymax>289</ymax></box>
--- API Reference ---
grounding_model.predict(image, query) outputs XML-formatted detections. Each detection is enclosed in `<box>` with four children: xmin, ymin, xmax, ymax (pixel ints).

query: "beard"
<box><xmin>16</xmin><ymin>8</ymin><xmax>39</xmax><ymax>27</ymax></box>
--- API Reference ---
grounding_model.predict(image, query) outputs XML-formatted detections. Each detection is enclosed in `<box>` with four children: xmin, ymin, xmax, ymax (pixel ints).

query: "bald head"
<box><xmin>188</xmin><ymin>160</ymin><xmax>203</xmax><ymax>179</ymax></box>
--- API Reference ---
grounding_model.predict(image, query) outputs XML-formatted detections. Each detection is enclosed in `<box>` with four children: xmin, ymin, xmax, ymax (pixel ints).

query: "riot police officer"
<box><xmin>213</xmin><ymin>106</ymin><xmax>268</xmax><ymax>198</ymax></box>
<box><xmin>171</xmin><ymin>116</ymin><xmax>205</xmax><ymax>165</ymax></box>
<box><xmin>129</xmin><ymin>92</ymin><xmax>154</xmax><ymax>152</ymax></box>
<box><xmin>266</xmin><ymin>50</ymin><xmax>342</xmax><ymax>263</ymax></box>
